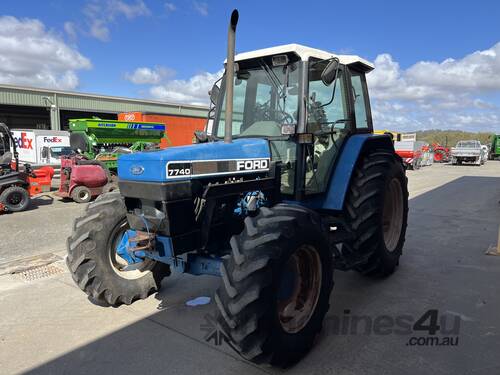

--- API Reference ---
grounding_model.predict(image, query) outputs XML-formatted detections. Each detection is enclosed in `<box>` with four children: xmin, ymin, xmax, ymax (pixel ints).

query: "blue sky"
<box><xmin>0</xmin><ymin>0</ymin><xmax>499</xmax><ymax>132</ymax></box>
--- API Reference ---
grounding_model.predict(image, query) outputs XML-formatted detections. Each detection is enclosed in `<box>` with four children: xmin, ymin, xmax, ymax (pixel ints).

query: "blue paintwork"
<box><xmin>234</xmin><ymin>191</ymin><xmax>267</xmax><ymax>216</ymax></box>
<box><xmin>303</xmin><ymin>133</ymin><xmax>374</xmax><ymax>211</ymax></box>
<box><xmin>115</xmin><ymin>229</ymin><xmax>146</xmax><ymax>264</ymax></box>
<box><xmin>118</xmin><ymin>138</ymin><xmax>270</xmax><ymax>182</ymax></box>
<box><xmin>119</xmin><ymin>230</ymin><xmax>222</xmax><ymax>277</ymax></box>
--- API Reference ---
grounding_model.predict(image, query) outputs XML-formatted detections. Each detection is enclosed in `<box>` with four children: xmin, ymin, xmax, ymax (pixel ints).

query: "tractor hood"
<box><xmin>118</xmin><ymin>138</ymin><xmax>271</xmax><ymax>182</ymax></box>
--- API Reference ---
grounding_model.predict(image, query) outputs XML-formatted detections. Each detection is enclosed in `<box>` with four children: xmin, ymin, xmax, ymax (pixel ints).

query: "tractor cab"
<box><xmin>208</xmin><ymin>44</ymin><xmax>374</xmax><ymax>198</ymax></box>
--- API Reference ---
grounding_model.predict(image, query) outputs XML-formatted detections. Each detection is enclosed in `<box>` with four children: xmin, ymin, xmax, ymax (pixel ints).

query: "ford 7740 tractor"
<box><xmin>67</xmin><ymin>10</ymin><xmax>408</xmax><ymax>368</ymax></box>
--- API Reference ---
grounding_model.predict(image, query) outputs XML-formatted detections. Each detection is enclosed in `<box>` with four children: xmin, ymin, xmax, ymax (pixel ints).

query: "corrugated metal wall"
<box><xmin>0</xmin><ymin>85</ymin><xmax>208</xmax><ymax>120</ymax></box>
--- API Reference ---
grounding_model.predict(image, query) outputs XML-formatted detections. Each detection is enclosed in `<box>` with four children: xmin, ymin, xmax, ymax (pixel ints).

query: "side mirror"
<box><xmin>209</xmin><ymin>84</ymin><xmax>220</xmax><ymax>105</ymax></box>
<box><xmin>321</xmin><ymin>59</ymin><xmax>339</xmax><ymax>86</ymax></box>
<box><xmin>41</xmin><ymin>146</ymin><xmax>49</xmax><ymax>159</ymax></box>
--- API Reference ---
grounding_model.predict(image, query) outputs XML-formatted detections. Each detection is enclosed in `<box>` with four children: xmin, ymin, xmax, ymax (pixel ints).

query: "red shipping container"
<box><xmin>118</xmin><ymin>112</ymin><xmax>207</xmax><ymax>148</ymax></box>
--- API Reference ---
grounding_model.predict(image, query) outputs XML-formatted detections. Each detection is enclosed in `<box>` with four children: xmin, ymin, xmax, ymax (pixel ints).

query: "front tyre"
<box><xmin>0</xmin><ymin>186</ymin><xmax>30</xmax><ymax>212</ymax></box>
<box><xmin>344</xmin><ymin>150</ymin><xmax>408</xmax><ymax>276</ymax></box>
<box><xmin>71</xmin><ymin>185</ymin><xmax>92</xmax><ymax>203</ymax></box>
<box><xmin>215</xmin><ymin>205</ymin><xmax>333</xmax><ymax>368</ymax></box>
<box><xmin>66</xmin><ymin>192</ymin><xmax>170</xmax><ymax>306</ymax></box>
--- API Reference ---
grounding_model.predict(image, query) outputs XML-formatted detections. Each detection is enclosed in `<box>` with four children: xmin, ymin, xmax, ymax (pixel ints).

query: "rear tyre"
<box><xmin>66</xmin><ymin>192</ymin><xmax>170</xmax><ymax>306</ymax></box>
<box><xmin>102</xmin><ymin>183</ymin><xmax>118</xmax><ymax>194</ymax></box>
<box><xmin>0</xmin><ymin>186</ymin><xmax>30</xmax><ymax>212</ymax></box>
<box><xmin>71</xmin><ymin>185</ymin><xmax>92</xmax><ymax>203</ymax></box>
<box><xmin>215</xmin><ymin>204</ymin><xmax>333</xmax><ymax>368</ymax></box>
<box><xmin>434</xmin><ymin>150</ymin><xmax>444</xmax><ymax>163</ymax></box>
<box><xmin>344</xmin><ymin>150</ymin><xmax>408</xmax><ymax>276</ymax></box>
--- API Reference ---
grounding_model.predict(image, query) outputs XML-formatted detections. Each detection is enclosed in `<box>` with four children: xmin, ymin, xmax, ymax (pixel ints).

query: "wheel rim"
<box><xmin>8</xmin><ymin>192</ymin><xmax>24</xmax><ymax>208</ymax></box>
<box><xmin>277</xmin><ymin>245</ymin><xmax>322</xmax><ymax>333</ymax></box>
<box><xmin>78</xmin><ymin>190</ymin><xmax>89</xmax><ymax>201</ymax></box>
<box><xmin>382</xmin><ymin>178</ymin><xmax>404</xmax><ymax>252</ymax></box>
<box><xmin>108</xmin><ymin>220</ymin><xmax>154</xmax><ymax>280</ymax></box>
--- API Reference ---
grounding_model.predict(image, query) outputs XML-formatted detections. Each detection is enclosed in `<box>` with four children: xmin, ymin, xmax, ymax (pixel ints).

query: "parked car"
<box><xmin>450</xmin><ymin>140</ymin><xmax>484</xmax><ymax>165</ymax></box>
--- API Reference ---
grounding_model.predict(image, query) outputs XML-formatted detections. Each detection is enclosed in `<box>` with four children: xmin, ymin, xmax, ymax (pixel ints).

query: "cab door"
<box><xmin>348</xmin><ymin>68</ymin><xmax>373</xmax><ymax>132</ymax></box>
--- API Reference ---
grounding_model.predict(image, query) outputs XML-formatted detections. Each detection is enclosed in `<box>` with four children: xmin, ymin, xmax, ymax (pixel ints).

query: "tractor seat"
<box><xmin>0</xmin><ymin>151</ymin><xmax>12</xmax><ymax>166</ymax></box>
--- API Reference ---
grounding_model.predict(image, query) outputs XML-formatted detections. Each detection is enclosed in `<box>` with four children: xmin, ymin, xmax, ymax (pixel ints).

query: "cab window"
<box><xmin>305</xmin><ymin>59</ymin><xmax>349</xmax><ymax>194</ymax></box>
<box><xmin>350</xmin><ymin>72</ymin><xmax>370</xmax><ymax>130</ymax></box>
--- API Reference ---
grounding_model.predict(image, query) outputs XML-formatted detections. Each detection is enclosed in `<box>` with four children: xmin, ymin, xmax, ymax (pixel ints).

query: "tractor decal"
<box><xmin>166</xmin><ymin>158</ymin><xmax>270</xmax><ymax>179</ymax></box>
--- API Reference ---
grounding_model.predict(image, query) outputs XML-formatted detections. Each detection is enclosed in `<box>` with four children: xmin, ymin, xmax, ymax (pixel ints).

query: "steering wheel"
<box><xmin>254</xmin><ymin>103</ymin><xmax>294</xmax><ymax>124</ymax></box>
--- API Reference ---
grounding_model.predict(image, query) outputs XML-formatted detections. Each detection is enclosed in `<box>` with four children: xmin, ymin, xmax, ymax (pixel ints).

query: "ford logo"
<box><xmin>130</xmin><ymin>165</ymin><xmax>144</xmax><ymax>175</ymax></box>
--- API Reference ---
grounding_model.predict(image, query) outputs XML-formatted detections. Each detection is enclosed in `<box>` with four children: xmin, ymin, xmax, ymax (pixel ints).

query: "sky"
<box><xmin>0</xmin><ymin>0</ymin><xmax>499</xmax><ymax>132</ymax></box>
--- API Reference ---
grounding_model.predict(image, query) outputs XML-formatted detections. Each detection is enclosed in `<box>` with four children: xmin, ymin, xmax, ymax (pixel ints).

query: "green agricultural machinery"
<box><xmin>489</xmin><ymin>134</ymin><xmax>500</xmax><ymax>160</ymax></box>
<box><xmin>68</xmin><ymin>118</ymin><xmax>167</xmax><ymax>171</ymax></box>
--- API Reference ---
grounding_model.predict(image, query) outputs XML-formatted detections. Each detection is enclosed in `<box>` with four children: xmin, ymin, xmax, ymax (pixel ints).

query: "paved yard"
<box><xmin>0</xmin><ymin>162</ymin><xmax>499</xmax><ymax>374</ymax></box>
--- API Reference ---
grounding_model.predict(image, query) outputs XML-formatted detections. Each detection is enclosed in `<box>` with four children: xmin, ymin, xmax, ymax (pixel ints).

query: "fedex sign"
<box><xmin>14</xmin><ymin>132</ymin><xmax>33</xmax><ymax>149</ymax></box>
<box><xmin>43</xmin><ymin>136</ymin><xmax>62</xmax><ymax>143</ymax></box>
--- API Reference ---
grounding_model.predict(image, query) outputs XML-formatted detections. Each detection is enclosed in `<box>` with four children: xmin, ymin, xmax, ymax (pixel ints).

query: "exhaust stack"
<box><xmin>224</xmin><ymin>9</ymin><xmax>239</xmax><ymax>143</ymax></box>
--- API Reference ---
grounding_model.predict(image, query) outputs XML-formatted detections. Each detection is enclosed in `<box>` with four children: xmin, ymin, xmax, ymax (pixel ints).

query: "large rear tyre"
<box><xmin>66</xmin><ymin>192</ymin><xmax>170</xmax><ymax>306</ymax></box>
<box><xmin>0</xmin><ymin>186</ymin><xmax>30</xmax><ymax>212</ymax></box>
<box><xmin>215</xmin><ymin>204</ymin><xmax>333</xmax><ymax>368</ymax></box>
<box><xmin>344</xmin><ymin>150</ymin><xmax>408</xmax><ymax>276</ymax></box>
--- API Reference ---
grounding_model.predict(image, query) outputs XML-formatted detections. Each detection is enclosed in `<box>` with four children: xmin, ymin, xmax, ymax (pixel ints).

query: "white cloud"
<box><xmin>165</xmin><ymin>2</ymin><xmax>176</xmax><ymax>12</ymax></box>
<box><xmin>83</xmin><ymin>0</ymin><xmax>151</xmax><ymax>41</ymax></box>
<box><xmin>149</xmin><ymin>69</ymin><xmax>223</xmax><ymax>105</ymax></box>
<box><xmin>110</xmin><ymin>0</ymin><xmax>150</xmax><ymax>19</ymax></box>
<box><xmin>0</xmin><ymin>16</ymin><xmax>91</xmax><ymax>90</ymax></box>
<box><xmin>193</xmin><ymin>1</ymin><xmax>208</xmax><ymax>16</ymax></box>
<box><xmin>125</xmin><ymin>66</ymin><xmax>175</xmax><ymax>85</ymax></box>
<box><xmin>64</xmin><ymin>21</ymin><xmax>77</xmax><ymax>39</ymax></box>
<box><xmin>367</xmin><ymin>42</ymin><xmax>500</xmax><ymax>132</ymax></box>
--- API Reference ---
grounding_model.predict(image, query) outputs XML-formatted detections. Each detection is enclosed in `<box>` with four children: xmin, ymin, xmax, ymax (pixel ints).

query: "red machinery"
<box><xmin>0</xmin><ymin>166</ymin><xmax>54</xmax><ymax>213</ymax></box>
<box><xmin>56</xmin><ymin>155</ymin><xmax>112</xmax><ymax>203</ymax></box>
<box><xmin>432</xmin><ymin>143</ymin><xmax>450</xmax><ymax>163</ymax></box>
<box><xmin>394</xmin><ymin>141</ymin><xmax>424</xmax><ymax>170</ymax></box>
<box><xmin>27</xmin><ymin>166</ymin><xmax>55</xmax><ymax>196</ymax></box>
<box><xmin>0</xmin><ymin>122</ymin><xmax>54</xmax><ymax>213</ymax></box>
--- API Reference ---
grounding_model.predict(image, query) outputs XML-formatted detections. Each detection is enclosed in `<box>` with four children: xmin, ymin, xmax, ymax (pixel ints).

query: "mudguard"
<box><xmin>0</xmin><ymin>172</ymin><xmax>29</xmax><ymax>189</ymax></box>
<box><xmin>304</xmin><ymin>133</ymin><xmax>394</xmax><ymax>211</ymax></box>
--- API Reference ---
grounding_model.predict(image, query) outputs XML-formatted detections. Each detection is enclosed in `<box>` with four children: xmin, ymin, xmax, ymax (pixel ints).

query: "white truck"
<box><xmin>450</xmin><ymin>140</ymin><xmax>484</xmax><ymax>165</ymax></box>
<box><xmin>10</xmin><ymin>129</ymin><xmax>72</xmax><ymax>170</ymax></box>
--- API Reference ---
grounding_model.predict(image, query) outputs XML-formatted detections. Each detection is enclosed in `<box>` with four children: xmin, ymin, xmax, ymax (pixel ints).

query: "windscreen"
<box><xmin>456</xmin><ymin>141</ymin><xmax>479</xmax><ymax>148</ymax></box>
<box><xmin>215</xmin><ymin>61</ymin><xmax>299</xmax><ymax>138</ymax></box>
<box><xmin>50</xmin><ymin>146</ymin><xmax>73</xmax><ymax>158</ymax></box>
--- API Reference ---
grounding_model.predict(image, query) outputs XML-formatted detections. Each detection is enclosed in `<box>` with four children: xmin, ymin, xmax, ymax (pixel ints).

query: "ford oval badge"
<box><xmin>130</xmin><ymin>165</ymin><xmax>144</xmax><ymax>175</ymax></box>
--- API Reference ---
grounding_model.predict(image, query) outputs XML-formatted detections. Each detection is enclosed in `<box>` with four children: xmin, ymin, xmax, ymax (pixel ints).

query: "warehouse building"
<box><xmin>0</xmin><ymin>84</ymin><xmax>208</xmax><ymax>131</ymax></box>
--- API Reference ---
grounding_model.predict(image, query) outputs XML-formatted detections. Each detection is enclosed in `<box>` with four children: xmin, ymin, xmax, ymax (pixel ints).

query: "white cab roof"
<box><xmin>233</xmin><ymin>44</ymin><xmax>374</xmax><ymax>72</ymax></box>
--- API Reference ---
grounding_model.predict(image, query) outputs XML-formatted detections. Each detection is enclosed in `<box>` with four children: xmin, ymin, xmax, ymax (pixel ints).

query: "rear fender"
<box><xmin>305</xmin><ymin>134</ymin><xmax>394</xmax><ymax>211</ymax></box>
<box><xmin>0</xmin><ymin>173</ymin><xmax>29</xmax><ymax>192</ymax></box>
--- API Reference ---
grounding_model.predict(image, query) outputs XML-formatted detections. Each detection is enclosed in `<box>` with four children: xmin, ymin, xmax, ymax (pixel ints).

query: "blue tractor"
<box><xmin>67</xmin><ymin>10</ymin><xmax>408</xmax><ymax>368</ymax></box>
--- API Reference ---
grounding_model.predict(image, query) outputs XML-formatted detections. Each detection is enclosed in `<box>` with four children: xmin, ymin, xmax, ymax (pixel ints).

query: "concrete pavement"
<box><xmin>0</xmin><ymin>162</ymin><xmax>499</xmax><ymax>374</ymax></box>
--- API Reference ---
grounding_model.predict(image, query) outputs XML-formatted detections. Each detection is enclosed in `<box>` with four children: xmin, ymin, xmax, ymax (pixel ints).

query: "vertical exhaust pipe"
<box><xmin>224</xmin><ymin>9</ymin><xmax>239</xmax><ymax>143</ymax></box>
